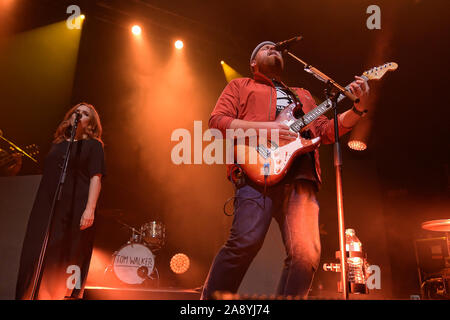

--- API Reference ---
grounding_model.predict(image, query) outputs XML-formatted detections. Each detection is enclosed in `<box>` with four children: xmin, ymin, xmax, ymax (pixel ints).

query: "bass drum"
<box><xmin>112</xmin><ymin>243</ymin><xmax>154</xmax><ymax>285</ymax></box>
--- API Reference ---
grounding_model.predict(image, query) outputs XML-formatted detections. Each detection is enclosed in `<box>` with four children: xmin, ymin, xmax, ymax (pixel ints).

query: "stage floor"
<box><xmin>83</xmin><ymin>286</ymin><xmax>201</xmax><ymax>300</ymax></box>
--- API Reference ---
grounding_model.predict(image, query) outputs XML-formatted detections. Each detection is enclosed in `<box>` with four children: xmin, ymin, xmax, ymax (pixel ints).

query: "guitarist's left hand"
<box><xmin>348</xmin><ymin>76</ymin><xmax>370</xmax><ymax>111</ymax></box>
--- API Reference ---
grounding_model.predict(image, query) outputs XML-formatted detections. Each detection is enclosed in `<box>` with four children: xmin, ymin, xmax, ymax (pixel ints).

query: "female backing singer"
<box><xmin>16</xmin><ymin>102</ymin><xmax>106</xmax><ymax>300</ymax></box>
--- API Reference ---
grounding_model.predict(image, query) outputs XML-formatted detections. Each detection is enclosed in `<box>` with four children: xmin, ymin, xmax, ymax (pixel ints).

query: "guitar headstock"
<box><xmin>8</xmin><ymin>144</ymin><xmax>40</xmax><ymax>157</ymax></box>
<box><xmin>363</xmin><ymin>62</ymin><xmax>398</xmax><ymax>80</ymax></box>
<box><xmin>24</xmin><ymin>144</ymin><xmax>40</xmax><ymax>157</ymax></box>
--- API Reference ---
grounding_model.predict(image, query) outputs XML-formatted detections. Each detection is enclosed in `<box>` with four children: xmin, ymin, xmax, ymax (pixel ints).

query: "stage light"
<box><xmin>347</xmin><ymin>116</ymin><xmax>372</xmax><ymax>151</ymax></box>
<box><xmin>348</xmin><ymin>140</ymin><xmax>367</xmax><ymax>151</ymax></box>
<box><xmin>131</xmin><ymin>25</ymin><xmax>142</xmax><ymax>36</ymax></box>
<box><xmin>80</xmin><ymin>14</ymin><xmax>85</xmax><ymax>20</ymax></box>
<box><xmin>220</xmin><ymin>61</ymin><xmax>243</xmax><ymax>83</ymax></box>
<box><xmin>170</xmin><ymin>253</ymin><xmax>190</xmax><ymax>274</ymax></box>
<box><xmin>175</xmin><ymin>40</ymin><xmax>183</xmax><ymax>50</ymax></box>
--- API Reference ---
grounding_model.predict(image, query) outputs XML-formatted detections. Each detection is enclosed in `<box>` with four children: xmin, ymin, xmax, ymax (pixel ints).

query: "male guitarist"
<box><xmin>201</xmin><ymin>41</ymin><xmax>370</xmax><ymax>299</ymax></box>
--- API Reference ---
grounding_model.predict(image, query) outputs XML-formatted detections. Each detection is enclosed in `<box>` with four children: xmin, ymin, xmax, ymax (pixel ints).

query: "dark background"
<box><xmin>1</xmin><ymin>0</ymin><xmax>449</xmax><ymax>299</ymax></box>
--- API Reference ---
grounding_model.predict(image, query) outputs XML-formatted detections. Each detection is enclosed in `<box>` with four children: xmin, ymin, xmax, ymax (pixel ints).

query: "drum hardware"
<box><xmin>137</xmin><ymin>266</ymin><xmax>160</xmax><ymax>287</ymax></box>
<box><xmin>104</xmin><ymin>218</ymin><xmax>166</xmax><ymax>286</ymax></box>
<box><xmin>127</xmin><ymin>227</ymin><xmax>143</xmax><ymax>244</ymax></box>
<box><xmin>140</xmin><ymin>221</ymin><xmax>166</xmax><ymax>250</ymax></box>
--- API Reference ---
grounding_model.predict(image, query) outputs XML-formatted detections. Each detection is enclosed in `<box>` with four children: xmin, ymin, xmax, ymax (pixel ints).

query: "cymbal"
<box><xmin>422</xmin><ymin>219</ymin><xmax>450</xmax><ymax>232</ymax></box>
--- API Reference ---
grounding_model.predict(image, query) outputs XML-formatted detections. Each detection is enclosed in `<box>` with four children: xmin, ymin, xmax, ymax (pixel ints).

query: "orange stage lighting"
<box><xmin>348</xmin><ymin>140</ymin><xmax>367</xmax><ymax>151</ymax></box>
<box><xmin>170</xmin><ymin>253</ymin><xmax>190</xmax><ymax>274</ymax></box>
<box><xmin>175</xmin><ymin>40</ymin><xmax>183</xmax><ymax>50</ymax></box>
<box><xmin>131</xmin><ymin>25</ymin><xmax>142</xmax><ymax>36</ymax></box>
<box><xmin>348</xmin><ymin>115</ymin><xmax>372</xmax><ymax>151</ymax></box>
<box><xmin>220</xmin><ymin>60</ymin><xmax>243</xmax><ymax>83</ymax></box>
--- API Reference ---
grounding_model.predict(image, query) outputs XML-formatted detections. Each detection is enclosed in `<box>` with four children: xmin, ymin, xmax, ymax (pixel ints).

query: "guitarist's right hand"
<box><xmin>261</xmin><ymin>122</ymin><xmax>298</xmax><ymax>141</ymax></box>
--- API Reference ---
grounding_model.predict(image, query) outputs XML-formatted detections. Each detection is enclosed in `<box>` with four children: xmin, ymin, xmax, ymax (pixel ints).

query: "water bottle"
<box><xmin>345</xmin><ymin>228</ymin><xmax>365</xmax><ymax>285</ymax></box>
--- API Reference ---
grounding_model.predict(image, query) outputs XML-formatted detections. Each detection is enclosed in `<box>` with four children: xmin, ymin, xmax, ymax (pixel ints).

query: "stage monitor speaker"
<box><xmin>0</xmin><ymin>175</ymin><xmax>41</xmax><ymax>299</ymax></box>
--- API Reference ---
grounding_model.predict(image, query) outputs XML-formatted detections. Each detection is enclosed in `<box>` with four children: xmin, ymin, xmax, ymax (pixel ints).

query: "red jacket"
<box><xmin>209</xmin><ymin>72</ymin><xmax>352</xmax><ymax>184</ymax></box>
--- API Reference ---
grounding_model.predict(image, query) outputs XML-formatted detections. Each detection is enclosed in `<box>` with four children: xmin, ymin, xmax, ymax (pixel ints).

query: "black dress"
<box><xmin>15</xmin><ymin>139</ymin><xmax>105</xmax><ymax>300</ymax></box>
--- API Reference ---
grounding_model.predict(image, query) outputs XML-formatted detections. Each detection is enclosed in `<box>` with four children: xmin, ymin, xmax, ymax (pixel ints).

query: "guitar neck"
<box><xmin>290</xmin><ymin>75</ymin><xmax>369</xmax><ymax>132</ymax></box>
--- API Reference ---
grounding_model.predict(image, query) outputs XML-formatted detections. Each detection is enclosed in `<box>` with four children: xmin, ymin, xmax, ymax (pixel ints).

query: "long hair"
<box><xmin>53</xmin><ymin>102</ymin><xmax>103</xmax><ymax>145</ymax></box>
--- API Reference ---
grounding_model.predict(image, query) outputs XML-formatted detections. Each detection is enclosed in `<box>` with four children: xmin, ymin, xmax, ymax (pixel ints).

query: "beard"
<box><xmin>272</xmin><ymin>56</ymin><xmax>283</xmax><ymax>71</ymax></box>
<box><xmin>259</xmin><ymin>55</ymin><xmax>284</xmax><ymax>77</ymax></box>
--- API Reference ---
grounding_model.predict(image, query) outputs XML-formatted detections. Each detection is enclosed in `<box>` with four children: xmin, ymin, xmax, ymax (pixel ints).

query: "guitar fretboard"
<box><xmin>290</xmin><ymin>75</ymin><xmax>368</xmax><ymax>133</ymax></box>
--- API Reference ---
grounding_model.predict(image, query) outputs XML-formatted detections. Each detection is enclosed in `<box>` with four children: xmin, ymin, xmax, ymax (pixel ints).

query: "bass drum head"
<box><xmin>113</xmin><ymin>243</ymin><xmax>154</xmax><ymax>284</ymax></box>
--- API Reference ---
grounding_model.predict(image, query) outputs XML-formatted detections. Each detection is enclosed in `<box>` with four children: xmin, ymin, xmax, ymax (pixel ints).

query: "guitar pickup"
<box><xmin>269</xmin><ymin>141</ymin><xmax>278</xmax><ymax>150</ymax></box>
<box><xmin>256</xmin><ymin>145</ymin><xmax>270</xmax><ymax>159</ymax></box>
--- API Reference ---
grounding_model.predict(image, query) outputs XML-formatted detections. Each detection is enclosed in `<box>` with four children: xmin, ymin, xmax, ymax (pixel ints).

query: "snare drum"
<box><xmin>113</xmin><ymin>243</ymin><xmax>154</xmax><ymax>284</ymax></box>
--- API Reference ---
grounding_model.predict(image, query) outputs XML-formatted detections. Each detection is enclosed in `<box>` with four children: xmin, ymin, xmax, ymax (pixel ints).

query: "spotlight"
<box><xmin>220</xmin><ymin>61</ymin><xmax>244</xmax><ymax>83</ymax></box>
<box><xmin>175</xmin><ymin>40</ymin><xmax>184</xmax><ymax>50</ymax></box>
<box><xmin>348</xmin><ymin>140</ymin><xmax>367</xmax><ymax>151</ymax></box>
<box><xmin>348</xmin><ymin>117</ymin><xmax>372</xmax><ymax>151</ymax></box>
<box><xmin>131</xmin><ymin>25</ymin><xmax>142</xmax><ymax>36</ymax></box>
<box><xmin>80</xmin><ymin>14</ymin><xmax>85</xmax><ymax>20</ymax></box>
<box><xmin>170</xmin><ymin>253</ymin><xmax>190</xmax><ymax>274</ymax></box>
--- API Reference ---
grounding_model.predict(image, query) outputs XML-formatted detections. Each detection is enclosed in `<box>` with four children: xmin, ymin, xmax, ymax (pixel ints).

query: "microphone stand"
<box><xmin>284</xmin><ymin>50</ymin><xmax>359</xmax><ymax>300</ymax></box>
<box><xmin>30</xmin><ymin>113</ymin><xmax>81</xmax><ymax>300</ymax></box>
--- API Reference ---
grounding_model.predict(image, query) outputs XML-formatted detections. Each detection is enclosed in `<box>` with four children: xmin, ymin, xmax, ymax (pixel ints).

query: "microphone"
<box><xmin>74</xmin><ymin>110</ymin><xmax>82</xmax><ymax>120</ymax></box>
<box><xmin>274</xmin><ymin>36</ymin><xmax>303</xmax><ymax>52</ymax></box>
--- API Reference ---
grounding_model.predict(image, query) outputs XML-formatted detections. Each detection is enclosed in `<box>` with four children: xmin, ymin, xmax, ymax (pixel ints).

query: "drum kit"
<box><xmin>104</xmin><ymin>216</ymin><xmax>166</xmax><ymax>286</ymax></box>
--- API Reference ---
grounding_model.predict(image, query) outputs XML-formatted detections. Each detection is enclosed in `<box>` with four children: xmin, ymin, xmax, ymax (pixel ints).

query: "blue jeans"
<box><xmin>201</xmin><ymin>179</ymin><xmax>321</xmax><ymax>299</ymax></box>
